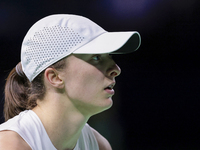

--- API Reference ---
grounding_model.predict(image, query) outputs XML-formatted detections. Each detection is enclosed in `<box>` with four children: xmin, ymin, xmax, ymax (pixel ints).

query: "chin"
<box><xmin>94</xmin><ymin>99</ymin><xmax>113</xmax><ymax>115</ymax></box>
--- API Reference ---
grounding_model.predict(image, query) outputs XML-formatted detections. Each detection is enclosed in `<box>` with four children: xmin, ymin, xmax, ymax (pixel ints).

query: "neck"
<box><xmin>32</xmin><ymin>94</ymin><xmax>90</xmax><ymax>150</ymax></box>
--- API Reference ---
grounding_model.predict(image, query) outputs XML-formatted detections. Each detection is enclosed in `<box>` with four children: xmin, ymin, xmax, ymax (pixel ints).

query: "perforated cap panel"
<box><xmin>24</xmin><ymin>25</ymin><xmax>84</xmax><ymax>67</ymax></box>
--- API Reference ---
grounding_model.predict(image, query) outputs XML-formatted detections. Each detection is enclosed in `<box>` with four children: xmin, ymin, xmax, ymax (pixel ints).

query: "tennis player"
<box><xmin>0</xmin><ymin>14</ymin><xmax>141</xmax><ymax>150</ymax></box>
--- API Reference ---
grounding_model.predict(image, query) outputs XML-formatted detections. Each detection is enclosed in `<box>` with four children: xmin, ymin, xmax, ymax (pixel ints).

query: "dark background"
<box><xmin>0</xmin><ymin>0</ymin><xmax>200</xmax><ymax>149</ymax></box>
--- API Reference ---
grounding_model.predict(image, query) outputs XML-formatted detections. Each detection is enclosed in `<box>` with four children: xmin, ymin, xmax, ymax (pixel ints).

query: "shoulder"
<box><xmin>90</xmin><ymin>127</ymin><xmax>112</xmax><ymax>150</ymax></box>
<box><xmin>0</xmin><ymin>130</ymin><xmax>31</xmax><ymax>150</ymax></box>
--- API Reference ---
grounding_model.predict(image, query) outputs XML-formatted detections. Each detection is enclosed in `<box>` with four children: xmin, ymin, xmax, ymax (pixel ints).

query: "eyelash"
<box><xmin>91</xmin><ymin>54</ymin><xmax>113</xmax><ymax>62</ymax></box>
<box><xmin>92</xmin><ymin>55</ymin><xmax>101</xmax><ymax>61</ymax></box>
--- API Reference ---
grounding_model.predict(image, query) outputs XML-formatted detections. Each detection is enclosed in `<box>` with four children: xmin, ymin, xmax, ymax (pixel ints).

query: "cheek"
<box><xmin>65</xmin><ymin>66</ymin><xmax>104</xmax><ymax>100</ymax></box>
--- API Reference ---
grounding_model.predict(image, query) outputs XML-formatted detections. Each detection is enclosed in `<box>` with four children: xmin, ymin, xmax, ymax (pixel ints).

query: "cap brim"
<box><xmin>73</xmin><ymin>31</ymin><xmax>141</xmax><ymax>54</ymax></box>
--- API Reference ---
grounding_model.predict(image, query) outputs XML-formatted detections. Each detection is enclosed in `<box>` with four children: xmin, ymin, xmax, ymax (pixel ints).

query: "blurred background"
<box><xmin>0</xmin><ymin>0</ymin><xmax>200</xmax><ymax>149</ymax></box>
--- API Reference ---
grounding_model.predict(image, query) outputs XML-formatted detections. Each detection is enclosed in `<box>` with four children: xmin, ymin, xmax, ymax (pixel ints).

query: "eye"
<box><xmin>92</xmin><ymin>55</ymin><xmax>101</xmax><ymax>61</ymax></box>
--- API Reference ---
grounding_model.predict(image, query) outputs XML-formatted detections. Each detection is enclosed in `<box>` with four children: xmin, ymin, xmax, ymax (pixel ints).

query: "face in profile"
<box><xmin>60</xmin><ymin>53</ymin><xmax>121</xmax><ymax>115</ymax></box>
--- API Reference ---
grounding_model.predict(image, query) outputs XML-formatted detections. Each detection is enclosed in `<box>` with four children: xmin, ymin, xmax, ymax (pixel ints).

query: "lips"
<box><xmin>104</xmin><ymin>82</ymin><xmax>115</xmax><ymax>95</ymax></box>
<box><xmin>104</xmin><ymin>82</ymin><xmax>115</xmax><ymax>90</ymax></box>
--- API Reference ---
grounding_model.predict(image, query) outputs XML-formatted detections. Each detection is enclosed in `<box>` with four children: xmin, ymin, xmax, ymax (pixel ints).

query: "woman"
<box><xmin>0</xmin><ymin>14</ymin><xmax>141</xmax><ymax>150</ymax></box>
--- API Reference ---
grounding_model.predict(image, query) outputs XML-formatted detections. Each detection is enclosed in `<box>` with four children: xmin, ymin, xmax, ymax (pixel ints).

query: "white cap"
<box><xmin>21</xmin><ymin>14</ymin><xmax>141</xmax><ymax>81</ymax></box>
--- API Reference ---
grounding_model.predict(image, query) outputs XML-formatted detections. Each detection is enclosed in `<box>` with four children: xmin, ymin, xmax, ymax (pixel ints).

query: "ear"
<box><xmin>44</xmin><ymin>68</ymin><xmax>64</xmax><ymax>89</ymax></box>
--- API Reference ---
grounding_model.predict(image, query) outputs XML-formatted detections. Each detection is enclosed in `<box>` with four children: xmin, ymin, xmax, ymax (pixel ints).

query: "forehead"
<box><xmin>73</xmin><ymin>54</ymin><xmax>92</xmax><ymax>60</ymax></box>
<box><xmin>72</xmin><ymin>53</ymin><xmax>109</xmax><ymax>60</ymax></box>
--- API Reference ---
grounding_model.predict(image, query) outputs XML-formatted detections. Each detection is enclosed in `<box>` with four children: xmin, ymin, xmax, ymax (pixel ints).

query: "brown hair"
<box><xmin>4</xmin><ymin>58</ymin><xmax>66</xmax><ymax>121</ymax></box>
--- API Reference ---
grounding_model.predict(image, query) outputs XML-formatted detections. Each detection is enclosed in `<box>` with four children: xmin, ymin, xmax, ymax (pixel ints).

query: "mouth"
<box><xmin>104</xmin><ymin>82</ymin><xmax>115</xmax><ymax>95</ymax></box>
<box><xmin>104</xmin><ymin>82</ymin><xmax>115</xmax><ymax>90</ymax></box>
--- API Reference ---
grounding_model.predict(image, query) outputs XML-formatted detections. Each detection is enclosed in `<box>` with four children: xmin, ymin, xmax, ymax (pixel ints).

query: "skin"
<box><xmin>0</xmin><ymin>130</ymin><xmax>32</xmax><ymax>150</ymax></box>
<box><xmin>0</xmin><ymin>53</ymin><xmax>121</xmax><ymax>150</ymax></box>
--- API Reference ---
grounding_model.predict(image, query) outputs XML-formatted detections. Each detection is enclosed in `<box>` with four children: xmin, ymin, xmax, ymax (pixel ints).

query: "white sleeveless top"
<box><xmin>0</xmin><ymin>110</ymin><xmax>99</xmax><ymax>150</ymax></box>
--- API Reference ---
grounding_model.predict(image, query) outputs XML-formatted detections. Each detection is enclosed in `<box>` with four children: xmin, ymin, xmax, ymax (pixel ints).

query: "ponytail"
<box><xmin>4</xmin><ymin>58</ymin><xmax>66</xmax><ymax>121</ymax></box>
<box><xmin>4</xmin><ymin>62</ymin><xmax>30</xmax><ymax>121</ymax></box>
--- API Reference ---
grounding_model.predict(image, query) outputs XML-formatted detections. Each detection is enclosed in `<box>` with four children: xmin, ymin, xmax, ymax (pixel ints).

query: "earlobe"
<box><xmin>44</xmin><ymin>68</ymin><xmax>64</xmax><ymax>89</ymax></box>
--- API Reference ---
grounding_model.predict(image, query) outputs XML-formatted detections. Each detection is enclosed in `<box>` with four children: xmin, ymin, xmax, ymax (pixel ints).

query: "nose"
<box><xmin>108</xmin><ymin>63</ymin><xmax>121</xmax><ymax>78</ymax></box>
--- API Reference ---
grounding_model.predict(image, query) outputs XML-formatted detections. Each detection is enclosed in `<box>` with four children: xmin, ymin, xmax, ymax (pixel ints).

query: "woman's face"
<box><xmin>61</xmin><ymin>53</ymin><xmax>121</xmax><ymax>115</ymax></box>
